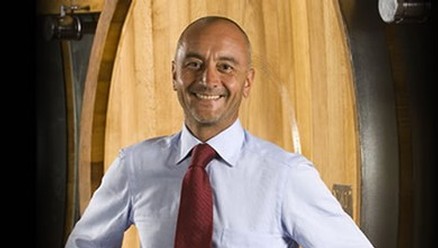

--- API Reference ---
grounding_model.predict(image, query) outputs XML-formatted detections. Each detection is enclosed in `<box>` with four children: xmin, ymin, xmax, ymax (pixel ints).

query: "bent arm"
<box><xmin>65</xmin><ymin>152</ymin><xmax>132</xmax><ymax>248</ymax></box>
<box><xmin>281</xmin><ymin>162</ymin><xmax>374</xmax><ymax>248</ymax></box>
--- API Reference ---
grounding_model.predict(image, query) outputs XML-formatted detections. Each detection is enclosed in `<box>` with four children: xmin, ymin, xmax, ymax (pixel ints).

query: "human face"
<box><xmin>173</xmin><ymin>21</ymin><xmax>254</xmax><ymax>134</ymax></box>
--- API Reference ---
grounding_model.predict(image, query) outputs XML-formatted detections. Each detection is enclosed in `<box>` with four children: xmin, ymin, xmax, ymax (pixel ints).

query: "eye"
<box><xmin>217</xmin><ymin>63</ymin><xmax>234</xmax><ymax>73</ymax></box>
<box><xmin>184</xmin><ymin>60</ymin><xmax>202</xmax><ymax>70</ymax></box>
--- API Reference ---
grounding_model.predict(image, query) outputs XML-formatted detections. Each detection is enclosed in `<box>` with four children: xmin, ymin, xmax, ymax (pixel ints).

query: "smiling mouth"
<box><xmin>195</xmin><ymin>93</ymin><xmax>222</xmax><ymax>100</ymax></box>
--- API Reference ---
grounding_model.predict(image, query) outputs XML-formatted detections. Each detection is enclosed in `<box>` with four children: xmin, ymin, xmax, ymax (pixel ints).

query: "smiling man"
<box><xmin>65</xmin><ymin>16</ymin><xmax>374</xmax><ymax>248</ymax></box>
<box><xmin>172</xmin><ymin>17</ymin><xmax>254</xmax><ymax>142</ymax></box>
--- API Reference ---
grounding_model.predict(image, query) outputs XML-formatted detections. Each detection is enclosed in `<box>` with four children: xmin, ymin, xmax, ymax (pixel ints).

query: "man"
<box><xmin>66</xmin><ymin>15</ymin><xmax>374</xmax><ymax>247</ymax></box>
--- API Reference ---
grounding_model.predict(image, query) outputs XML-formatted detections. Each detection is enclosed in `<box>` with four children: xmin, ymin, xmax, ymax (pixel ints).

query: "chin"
<box><xmin>193</xmin><ymin>115</ymin><xmax>221</xmax><ymax>125</ymax></box>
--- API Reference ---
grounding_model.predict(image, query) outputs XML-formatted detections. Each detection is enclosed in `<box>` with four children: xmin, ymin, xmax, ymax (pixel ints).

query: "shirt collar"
<box><xmin>176</xmin><ymin>119</ymin><xmax>244</xmax><ymax>167</ymax></box>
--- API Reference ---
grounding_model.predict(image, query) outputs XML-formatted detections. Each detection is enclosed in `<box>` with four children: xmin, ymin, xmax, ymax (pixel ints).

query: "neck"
<box><xmin>185</xmin><ymin>119</ymin><xmax>236</xmax><ymax>142</ymax></box>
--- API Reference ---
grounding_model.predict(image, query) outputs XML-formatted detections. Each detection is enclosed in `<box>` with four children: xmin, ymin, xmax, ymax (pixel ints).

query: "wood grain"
<box><xmin>78</xmin><ymin>0</ymin><xmax>131</xmax><ymax>214</ymax></box>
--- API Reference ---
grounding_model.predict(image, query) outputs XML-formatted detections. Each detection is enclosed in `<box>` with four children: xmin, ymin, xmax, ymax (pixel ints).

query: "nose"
<box><xmin>201</xmin><ymin>64</ymin><xmax>220</xmax><ymax>87</ymax></box>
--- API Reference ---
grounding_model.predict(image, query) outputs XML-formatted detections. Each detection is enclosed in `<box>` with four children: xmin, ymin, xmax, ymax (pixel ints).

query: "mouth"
<box><xmin>194</xmin><ymin>93</ymin><xmax>222</xmax><ymax>100</ymax></box>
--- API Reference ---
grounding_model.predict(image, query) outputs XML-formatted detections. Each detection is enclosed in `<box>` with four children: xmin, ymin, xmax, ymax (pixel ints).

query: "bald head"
<box><xmin>175</xmin><ymin>16</ymin><xmax>252</xmax><ymax>67</ymax></box>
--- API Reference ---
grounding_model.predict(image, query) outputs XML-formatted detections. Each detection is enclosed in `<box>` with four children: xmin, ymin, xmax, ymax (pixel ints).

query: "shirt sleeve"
<box><xmin>65</xmin><ymin>150</ymin><xmax>132</xmax><ymax>248</ymax></box>
<box><xmin>281</xmin><ymin>161</ymin><xmax>374</xmax><ymax>247</ymax></box>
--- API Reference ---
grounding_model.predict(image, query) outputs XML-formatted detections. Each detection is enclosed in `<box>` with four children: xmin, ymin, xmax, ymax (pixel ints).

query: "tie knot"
<box><xmin>190</xmin><ymin>143</ymin><xmax>217</xmax><ymax>168</ymax></box>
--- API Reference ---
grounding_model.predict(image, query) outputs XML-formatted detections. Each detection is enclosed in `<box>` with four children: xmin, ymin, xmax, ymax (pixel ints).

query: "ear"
<box><xmin>242</xmin><ymin>68</ymin><xmax>255</xmax><ymax>98</ymax></box>
<box><xmin>172</xmin><ymin>61</ymin><xmax>177</xmax><ymax>91</ymax></box>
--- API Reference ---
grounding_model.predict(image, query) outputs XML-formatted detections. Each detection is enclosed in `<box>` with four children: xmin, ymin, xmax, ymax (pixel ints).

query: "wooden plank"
<box><xmin>60</xmin><ymin>41</ymin><xmax>76</xmax><ymax>243</ymax></box>
<box><xmin>78</xmin><ymin>0</ymin><xmax>131</xmax><ymax>214</ymax></box>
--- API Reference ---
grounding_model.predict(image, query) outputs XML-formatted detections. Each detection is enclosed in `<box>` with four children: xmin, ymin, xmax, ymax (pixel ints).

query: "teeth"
<box><xmin>196</xmin><ymin>93</ymin><xmax>220</xmax><ymax>100</ymax></box>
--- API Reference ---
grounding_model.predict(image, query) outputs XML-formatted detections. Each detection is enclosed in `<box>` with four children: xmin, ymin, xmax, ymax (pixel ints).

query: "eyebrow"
<box><xmin>184</xmin><ymin>52</ymin><xmax>240</xmax><ymax>66</ymax></box>
<box><xmin>184</xmin><ymin>52</ymin><xmax>203</xmax><ymax>60</ymax></box>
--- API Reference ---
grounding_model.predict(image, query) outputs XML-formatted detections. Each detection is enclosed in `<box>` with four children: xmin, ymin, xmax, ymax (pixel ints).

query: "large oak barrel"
<box><xmin>80</xmin><ymin>0</ymin><xmax>363</xmax><ymax>246</ymax></box>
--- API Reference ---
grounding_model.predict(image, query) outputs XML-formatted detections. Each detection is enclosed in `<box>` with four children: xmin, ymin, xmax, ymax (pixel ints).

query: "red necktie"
<box><xmin>174</xmin><ymin>143</ymin><xmax>217</xmax><ymax>248</ymax></box>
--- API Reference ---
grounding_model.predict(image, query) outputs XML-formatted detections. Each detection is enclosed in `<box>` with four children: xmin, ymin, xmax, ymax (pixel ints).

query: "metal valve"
<box><xmin>44</xmin><ymin>4</ymin><xmax>97</xmax><ymax>40</ymax></box>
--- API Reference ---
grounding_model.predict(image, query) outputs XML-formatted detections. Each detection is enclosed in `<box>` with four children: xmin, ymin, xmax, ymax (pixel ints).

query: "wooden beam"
<box><xmin>78</xmin><ymin>0</ymin><xmax>132</xmax><ymax>214</ymax></box>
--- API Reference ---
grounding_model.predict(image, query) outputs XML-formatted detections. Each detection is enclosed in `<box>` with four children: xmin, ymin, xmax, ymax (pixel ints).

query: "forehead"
<box><xmin>178</xmin><ymin>21</ymin><xmax>249</xmax><ymax>60</ymax></box>
<box><xmin>184</xmin><ymin>20</ymin><xmax>245</xmax><ymax>39</ymax></box>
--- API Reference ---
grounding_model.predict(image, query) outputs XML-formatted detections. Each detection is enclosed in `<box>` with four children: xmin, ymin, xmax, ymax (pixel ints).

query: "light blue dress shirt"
<box><xmin>66</xmin><ymin>120</ymin><xmax>374</xmax><ymax>248</ymax></box>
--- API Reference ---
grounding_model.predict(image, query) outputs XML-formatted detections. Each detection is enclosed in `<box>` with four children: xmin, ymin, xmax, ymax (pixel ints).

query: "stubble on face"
<box><xmin>173</xmin><ymin>19</ymin><xmax>254</xmax><ymax>140</ymax></box>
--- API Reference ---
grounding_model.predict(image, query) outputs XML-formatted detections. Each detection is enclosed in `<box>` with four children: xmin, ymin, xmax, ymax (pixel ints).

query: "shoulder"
<box><xmin>105</xmin><ymin>132</ymin><xmax>181</xmax><ymax>177</ymax></box>
<box><xmin>120</xmin><ymin>132</ymin><xmax>180</xmax><ymax>158</ymax></box>
<box><xmin>243</xmin><ymin>130</ymin><xmax>313</xmax><ymax>169</ymax></box>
